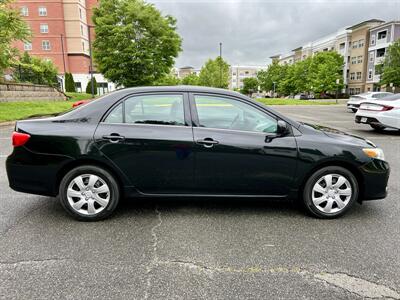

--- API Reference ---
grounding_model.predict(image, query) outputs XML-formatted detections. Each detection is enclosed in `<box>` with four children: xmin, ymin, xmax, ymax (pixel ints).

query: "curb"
<box><xmin>0</xmin><ymin>121</ymin><xmax>16</xmax><ymax>127</ymax></box>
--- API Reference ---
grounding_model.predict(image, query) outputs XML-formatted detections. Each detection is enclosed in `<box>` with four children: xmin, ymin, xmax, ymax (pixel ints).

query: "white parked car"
<box><xmin>347</xmin><ymin>92</ymin><xmax>393</xmax><ymax>112</ymax></box>
<box><xmin>355</xmin><ymin>94</ymin><xmax>400</xmax><ymax>131</ymax></box>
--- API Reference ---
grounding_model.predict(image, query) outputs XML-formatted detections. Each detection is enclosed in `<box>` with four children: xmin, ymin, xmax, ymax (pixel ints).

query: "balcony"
<box><xmin>375</xmin><ymin>56</ymin><xmax>385</xmax><ymax>65</ymax></box>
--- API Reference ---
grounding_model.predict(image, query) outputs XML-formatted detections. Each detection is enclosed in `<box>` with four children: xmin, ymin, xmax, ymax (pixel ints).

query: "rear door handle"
<box><xmin>102</xmin><ymin>134</ymin><xmax>125</xmax><ymax>143</ymax></box>
<box><xmin>196</xmin><ymin>138</ymin><xmax>219</xmax><ymax>148</ymax></box>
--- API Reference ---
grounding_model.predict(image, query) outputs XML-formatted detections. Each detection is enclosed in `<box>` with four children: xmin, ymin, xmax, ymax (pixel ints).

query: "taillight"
<box><xmin>12</xmin><ymin>132</ymin><xmax>31</xmax><ymax>147</ymax></box>
<box><xmin>381</xmin><ymin>105</ymin><xmax>393</xmax><ymax>111</ymax></box>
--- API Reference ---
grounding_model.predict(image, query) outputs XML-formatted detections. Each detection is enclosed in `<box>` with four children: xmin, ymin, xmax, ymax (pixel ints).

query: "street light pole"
<box><xmin>273</xmin><ymin>81</ymin><xmax>276</xmax><ymax>97</ymax></box>
<box><xmin>88</xmin><ymin>25</ymin><xmax>95</xmax><ymax>98</ymax></box>
<box><xmin>219</xmin><ymin>42</ymin><xmax>222</xmax><ymax>88</ymax></box>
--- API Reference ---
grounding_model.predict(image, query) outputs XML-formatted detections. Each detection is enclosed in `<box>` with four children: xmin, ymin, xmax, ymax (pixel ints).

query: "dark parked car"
<box><xmin>6</xmin><ymin>86</ymin><xmax>389</xmax><ymax>221</ymax></box>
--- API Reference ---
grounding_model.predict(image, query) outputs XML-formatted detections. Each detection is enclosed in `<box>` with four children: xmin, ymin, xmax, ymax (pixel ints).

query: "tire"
<box><xmin>370</xmin><ymin>124</ymin><xmax>385</xmax><ymax>131</ymax></box>
<box><xmin>59</xmin><ymin>165</ymin><xmax>120</xmax><ymax>221</ymax></box>
<box><xmin>302</xmin><ymin>166</ymin><xmax>358</xmax><ymax>219</ymax></box>
<box><xmin>351</xmin><ymin>108</ymin><xmax>357</xmax><ymax>113</ymax></box>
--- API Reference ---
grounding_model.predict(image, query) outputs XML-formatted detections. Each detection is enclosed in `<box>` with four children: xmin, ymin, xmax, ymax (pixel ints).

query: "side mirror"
<box><xmin>265</xmin><ymin>120</ymin><xmax>290</xmax><ymax>143</ymax></box>
<box><xmin>276</xmin><ymin>120</ymin><xmax>289</xmax><ymax>136</ymax></box>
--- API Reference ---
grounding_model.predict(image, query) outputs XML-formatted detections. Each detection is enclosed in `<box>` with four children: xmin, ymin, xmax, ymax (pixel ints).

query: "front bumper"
<box><xmin>359</xmin><ymin>159</ymin><xmax>390</xmax><ymax>200</ymax></box>
<box><xmin>347</xmin><ymin>103</ymin><xmax>360</xmax><ymax>110</ymax></box>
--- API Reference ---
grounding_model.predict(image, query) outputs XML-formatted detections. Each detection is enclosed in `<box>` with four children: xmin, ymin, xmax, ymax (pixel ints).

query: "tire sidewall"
<box><xmin>303</xmin><ymin>166</ymin><xmax>358</xmax><ymax>218</ymax></box>
<box><xmin>59</xmin><ymin>165</ymin><xmax>120</xmax><ymax>221</ymax></box>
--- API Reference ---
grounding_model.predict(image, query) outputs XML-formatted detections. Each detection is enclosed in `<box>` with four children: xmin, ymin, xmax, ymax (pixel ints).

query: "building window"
<box><xmin>369</xmin><ymin>52</ymin><xmax>374</xmax><ymax>62</ymax></box>
<box><xmin>357</xmin><ymin>55</ymin><xmax>363</xmax><ymax>64</ymax></box>
<box><xmin>20</xmin><ymin>6</ymin><xmax>28</xmax><ymax>16</ymax></box>
<box><xmin>371</xmin><ymin>34</ymin><xmax>376</xmax><ymax>45</ymax></box>
<box><xmin>356</xmin><ymin>72</ymin><xmax>362</xmax><ymax>80</ymax></box>
<box><xmin>376</xmin><ymin>48</ymin><xmax>386</xmax><ymax>58</ymax></box>
<box><xmin>352</xmin><ymin>42</ymin><xmax>357</xmax><ymax>49</ymax></box>
<box><xmin>43</xmin><ymin>58</ymin><xmax>52</xmax><ymax>63</ymax></box>
<box><xmin>368</xmin><ymin>70</ymin><xmax>373</xmax><ymax>80</ymax></box>
<box><xmin>24</xmin><ymin>42</ymin><xmax>32</xmax><ymax>51</ymax></box>
<box><xmin>40</xmin><ymin>24</ymin><xmax>48</xmax><ymax>33</ymax></box>
<box><xmin>351</xmin><ymin>57</ymin><xmax>356</xmax><ymax>64</ymax></box>
<box><xmin>358</xmin><ymin>39</ymin><xmax>364</xmax><ymax>48</ymax></box>
<box><xmin>75</xmin><ymin>82</ymin><xmax>82</xmax><ymax>93</ymax></box>
<box><xmin>377</xmin><ymin>30</ymin><xmax>387</xmax><ymax>40</ymax></box>
<box><xmin>80</xmin><ymin>24</ymin><xmax>84</xmax><ymax>36</ymax></box>
<box><xmin>38</xmin><ymin>7</ymin><xmax>47</xmax><ymax>16</ymax></box>
<box><xmin>82</xmin><ymin>41</ymin><xmax>85</xmax><ymax>51</ymax></box>
<box><xmin>350</xmin><ymin>72</ymin><xmax>355</xmax><ymax>80</ymax></box>
<box><xmin>355</xmin><ymin>88</ymin><xmax>361</xmax><ymax>94</ymax></box>
<box><xmin>79</xmin><ymin>8</ymin><xmax>82</xmax><ymax>19</ymax></box>
<box><xmin>41</xmin><ymin>40</ymin><xmax>51</xmax><ymax>50</ymax></box>
<box><xmin>232</xmin><ymin>72</ymin><xmax>236</xmax><ymax>76</ymax></box>
<box><xmin>339</xmin><ymin>43</ymin><xmax>345</xmax><ymax>50</ymax></box>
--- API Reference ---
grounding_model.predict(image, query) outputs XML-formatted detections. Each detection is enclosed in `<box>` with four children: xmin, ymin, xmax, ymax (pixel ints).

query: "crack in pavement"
<box><xmin>0</xmin><ymin>258</ymin><xmax>72</xmax><ymax>267</ymax></box>
<box><xmin>315</xmin><ymin>272</ymin><xmax>400</xmax><ymax>300</ymax></box>
<box><xmin>143</xmin><ymin>206</ymin><xmax>163</xmax><ymax>300</ymax></box>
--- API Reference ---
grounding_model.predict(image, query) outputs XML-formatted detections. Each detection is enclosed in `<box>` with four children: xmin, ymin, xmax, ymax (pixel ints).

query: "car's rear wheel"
<box><xmin>59</xmin><ymin>165</ymin><xmax>120</xmax><ymax>221</ymax></box>
<box><xmin>370</xmin><ymin>124</ymin><xmax>385</xmax><ymax>131</ymax></box>
<box><xmin>351</xmin><ymin>108</ymin><xmax>357</xmax><ymax>113</ymax></box>
<box><xmin>302</xmin><ymin>166</ymin><xmax>358</xmax><ymax>218</ymax></box>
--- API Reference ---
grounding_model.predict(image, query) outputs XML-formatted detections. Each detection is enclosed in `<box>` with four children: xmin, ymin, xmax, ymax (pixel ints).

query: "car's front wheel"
<box><xmin>302</xmin><ymin>166</ymin><xmax>358</xmax><ymax>218</ymax></box>
<box><xmin>59</xmin><ymin>165</ymin><xmax>120</xmax><ymax>221</ymax></box>
<box><xmin>370</xmin><ymin>124</ymin><xmax>385</xmax><ymax>131</ymax></box>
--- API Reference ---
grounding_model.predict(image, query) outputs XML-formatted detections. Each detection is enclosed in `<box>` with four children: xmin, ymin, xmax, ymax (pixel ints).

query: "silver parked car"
<box><xmin>347</xmin><ymin>92</ymin><xmax>393</xmax><ymax>112</ymax></box>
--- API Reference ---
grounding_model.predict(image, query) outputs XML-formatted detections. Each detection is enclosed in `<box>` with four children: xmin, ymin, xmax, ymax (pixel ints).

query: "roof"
<box><xmin>179</xmin><ymin>66</ymin><xmax>194</xmax><ymax>70</ymax></box>
<box><xmin>346</xmin><ymin>19</ymin><xmax>385</xmax><ymax>30</ymax></box>
<box><xmin>370</xmin><ymin>20</ymin><xmax>400</xmax><ymax>31</ymax></box>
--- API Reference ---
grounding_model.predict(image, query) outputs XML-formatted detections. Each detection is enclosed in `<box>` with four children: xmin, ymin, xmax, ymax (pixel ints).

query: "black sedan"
<box><xmin>6</xmin><ymin>86</ymin><xmax>390</xmax><ymax>221</ymax></box>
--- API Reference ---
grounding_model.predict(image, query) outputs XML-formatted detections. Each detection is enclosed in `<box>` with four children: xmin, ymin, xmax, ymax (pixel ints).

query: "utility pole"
<box><xmin>60</xmin><ymin>34</ymin><xmax>66</xmax><ymax>91</ymax></box>
<box><xmin>219</xmin><ymin>42</ymin><xmax>222</xmax><ymax>88</ymax></box>
<box><xmin>88</xmin><ymin>25</ymin><xmax>95</xmax><ymax>98</ymax></box>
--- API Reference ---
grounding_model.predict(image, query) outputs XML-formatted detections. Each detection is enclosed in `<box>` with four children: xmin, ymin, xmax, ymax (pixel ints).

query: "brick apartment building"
<box><xmin>13</xmin><ymin>0</ymin><xmax>115</xmax><ymax>94</ymax></box>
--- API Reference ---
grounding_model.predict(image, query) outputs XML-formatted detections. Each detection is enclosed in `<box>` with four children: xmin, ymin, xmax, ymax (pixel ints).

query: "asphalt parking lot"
<box><xmin>0</xmin><ymin>104</ymin><xmax>399</xmax><ymax>299</ymax></box>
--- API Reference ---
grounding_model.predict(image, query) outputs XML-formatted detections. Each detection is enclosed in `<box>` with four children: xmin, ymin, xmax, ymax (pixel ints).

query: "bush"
<box><xmin>85</xmin><ymin>77</ymin><xmax>97</xmax><ymax>95</ymax></box>
<box><xmin>13</xmin><ymin>52</ymin><xmax>58</xmax><ymax>86</ymax></box>
<box><xmin>64</xmin><ymin>73</ymin><xmax>75</xmax><ymax>92</ymax></box>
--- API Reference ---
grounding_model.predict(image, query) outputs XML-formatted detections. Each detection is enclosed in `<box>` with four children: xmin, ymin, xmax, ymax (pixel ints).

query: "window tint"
<box><xmin>105</xmin><ymin>94</ymin><xmax>185</xmax><ymax>126</ymax></box>
<box><xmin>194</xmin><ymin>95</ymin><xmax>277</xmax><ymax>134</ymax></box>
<box><xmin>104</xmin><ymin>103</ymin><xmax>123</xmax><ymax>123</ymax></box>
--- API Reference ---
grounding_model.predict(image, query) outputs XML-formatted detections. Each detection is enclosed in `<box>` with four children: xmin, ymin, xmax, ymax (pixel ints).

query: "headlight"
<box><xmin>363</xmin><ymin>148</ymin><xmax>385</xmax><ymax>161</ymax></box>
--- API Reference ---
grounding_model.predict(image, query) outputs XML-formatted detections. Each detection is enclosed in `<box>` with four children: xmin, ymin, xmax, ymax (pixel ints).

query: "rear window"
<box><xmin>378</xmin><ymin>94</ymin><xmax>400</xmax><ymax>101</ymax></box>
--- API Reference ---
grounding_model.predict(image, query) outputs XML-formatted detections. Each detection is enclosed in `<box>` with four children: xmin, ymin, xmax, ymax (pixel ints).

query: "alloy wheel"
<box><xmin>67</xmin><ymin>174</ymin><xmax>110</xmax><ymax>215</ymax></box>
<box><xmin>311</xmin><ymin>174</ymin><xmax>352</xmax><ymax>214</ymax></box>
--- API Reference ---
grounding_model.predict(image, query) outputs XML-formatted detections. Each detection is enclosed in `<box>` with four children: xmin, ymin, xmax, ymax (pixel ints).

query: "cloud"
<box><xmin>149</xmin><ymin>0</ymin><xmax>400</xmax><ymax>68</ymax></box>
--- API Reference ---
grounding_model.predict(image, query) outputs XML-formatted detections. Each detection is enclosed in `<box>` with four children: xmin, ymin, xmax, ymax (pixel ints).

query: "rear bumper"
<box><xmin>355</xmin><ymin>112</ymin><xmax>400</xmax><ymax>130</ymax></box>
<box><xmin>6</xmin><ymin>147</ymin><xmax>72</xmax><ymax>197</ymax></box>
<box><xmin>359</xmin><ymin>159</ymin><xmax>390</xmax><ymax>201</ymax></box>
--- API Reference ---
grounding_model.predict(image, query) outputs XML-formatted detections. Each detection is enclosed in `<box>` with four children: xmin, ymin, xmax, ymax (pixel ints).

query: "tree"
<box><xmin>85</xmin><ymin>77</ymin><xmax>98</xmax><ymax>94</ymax></box>
<box><xmin>65</xmin><ymin>72</ymin><xmax>76</xmax><ymax>92</ymax></box>
<box><xmin>378</xmin><ymin>40</ymin><xmax>400</xmax><ymax>88</ymax></box>
<box><xmin>257</xmin><ymin>60</ymin><xmax>288</xmax><ymax>95</ymax></box>
<box><xmin>92</xmin><ymin>0</ymin><xmax>182</xmax><ymax>87</ymax></box>
<box><xmin>181</xmin><ymin>73</ymin><xmax>199</xmax><ymax>85</ymax></box>
<box><xmin>13</xmin><ymin>52</ymin><xmax>58</xmax><ymax>86</ymax></box>
<box><xmin>0</xmin><ymin>0</ymin><xmax>30</xmax><ymax>77</ymax></box>
<box><xmin>198</xmin><ymin>57</ymin><xmax>230</xmax><ymax>88</ymax></box>
<box><xmin>307</xmin><ymin>51</ymin><xmax>343</xmax><ymax>95</ymax></box>
<box><xmin>153</xmin><ymin>73</ymin><xmax>180</xmax><ymax>86</ymax></box>
<box><xmin>241</xmin><ymin>77</ymin><xmax>258</xmax><ymax>96</ymax></box>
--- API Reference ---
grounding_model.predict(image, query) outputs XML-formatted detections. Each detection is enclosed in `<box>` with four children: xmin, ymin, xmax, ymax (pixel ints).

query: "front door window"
<box><xmin>194</xmin><ymin>95</ymin><xmax>277</xmax><ymax>134</ymax></box>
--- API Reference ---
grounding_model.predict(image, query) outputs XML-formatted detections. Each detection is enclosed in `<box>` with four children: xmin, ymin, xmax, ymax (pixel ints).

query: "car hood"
<box><xmin>301</xmin><ymin>122</ymin><xmax>375</xmax><ymax>147</ymax></box>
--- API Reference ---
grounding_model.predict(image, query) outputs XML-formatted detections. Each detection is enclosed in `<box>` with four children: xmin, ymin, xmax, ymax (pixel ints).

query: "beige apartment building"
<box><xmin>269</xmin><ymin>19</ymin><xmax>399</xmax><ymax>95</ymax></box>
<box><xmin>347</xmin><ymin>19</ymin><xmax>384</xmax><ymax>94</ymax></box>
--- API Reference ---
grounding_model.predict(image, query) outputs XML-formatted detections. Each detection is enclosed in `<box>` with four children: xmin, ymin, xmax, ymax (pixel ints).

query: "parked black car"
<box><xmin>6</xmin><ymin>86</ymin><xmax>389</xmax><ymax>221</ymax></box>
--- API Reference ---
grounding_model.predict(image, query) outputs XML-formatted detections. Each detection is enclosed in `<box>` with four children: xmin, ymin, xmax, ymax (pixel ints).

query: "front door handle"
<box><xmin>102</xmin><ymin>134</ymin><xmax>125</xmax><ymax>143</ymax></box>
<box><xmin>196</xmin><ymin>138</ymin><xmax>219</xmax><ymax>148</ymax></box>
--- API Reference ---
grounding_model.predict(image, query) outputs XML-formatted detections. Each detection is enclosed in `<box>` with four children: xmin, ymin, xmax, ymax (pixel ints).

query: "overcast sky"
<box><xmin>149</xmin><ymin>0</ymin><xmax>400</xmax><ymax>68</ymax></box>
